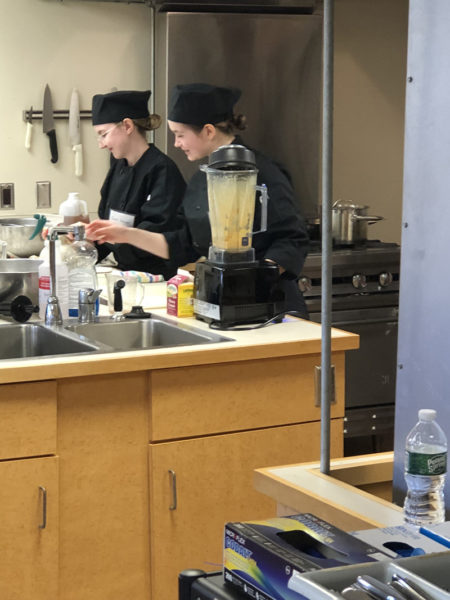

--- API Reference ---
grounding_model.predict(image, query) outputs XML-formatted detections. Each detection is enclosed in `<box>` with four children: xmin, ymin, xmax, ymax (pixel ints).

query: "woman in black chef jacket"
<box><xmin>92</xmin><ymin>89</ymin><xmax>186</xmax><ymax>279</ymax></box>
<box><xmin>87</xmin><ymin>83</ymin><xmax>309</xmax><ymax>317</ymax></box>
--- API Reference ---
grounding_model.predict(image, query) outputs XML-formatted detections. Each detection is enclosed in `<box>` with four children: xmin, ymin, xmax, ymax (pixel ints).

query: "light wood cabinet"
<box><xmin>147</xmin><ymin>353</ymin><xmax>346</xmax><ymax>599</ymax></box>
<box><xmin>0</xmin><ymin>457</ymin><xmax>58</xmax><ymax>600</ymax></box>
<box><xmin>149</xmin><ymin>420</ymin><xmax>343</xmax><ymax>600</ymax></box>
<box><xmin>0</xmin><ymin>381</ymin><xmax>58</xmax><ymax>600</ymax></box>
<box><xmin>57</xmin><ymin>372</ymin><xmax>151</xmax><ymax>600</ymax></box>
<box><xmin>0</xmin><ymin>347</ymin><xmax>350</xmax><ymax>599</ymax></box>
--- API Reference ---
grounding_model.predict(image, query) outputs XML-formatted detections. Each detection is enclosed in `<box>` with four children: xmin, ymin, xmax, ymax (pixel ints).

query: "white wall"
<box><xmin>0</xmin><ymin>0</ymin><xmax>152</xmax><ymax>219</ymax></box>
<box><xmin>334</xmin><ymin>0</ymin><xmax>409</xmax><ymax>243</ymax></box>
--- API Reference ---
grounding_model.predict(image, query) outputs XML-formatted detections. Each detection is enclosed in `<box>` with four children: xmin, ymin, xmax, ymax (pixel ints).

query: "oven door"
<box><xmin>329</xmin><ymin>306</ymin><xmax>399</xmax><ymax>409</ymax></box>
<box><xmin>309</xmin><ymin>305</ymin><xmax>399</xmax><ymax>453</ymax></box>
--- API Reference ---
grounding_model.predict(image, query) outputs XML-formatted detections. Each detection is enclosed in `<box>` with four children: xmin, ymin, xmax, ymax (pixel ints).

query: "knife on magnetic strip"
<box><xmin>69</xmin><ymin>88</ymin><xmax>83</xmax><ymax>176</ymax></box>
<box><xmin>43</xmin><ymin>84</ymin><xmax>58</xmax><ymax>163</ymax></box>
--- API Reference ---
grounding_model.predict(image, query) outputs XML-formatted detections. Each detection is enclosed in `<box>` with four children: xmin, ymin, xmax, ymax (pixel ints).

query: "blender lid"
<box><xmin>208</xmin><ymin>144</ymin><xmax>256</xmax><ymax>170</ymax></box>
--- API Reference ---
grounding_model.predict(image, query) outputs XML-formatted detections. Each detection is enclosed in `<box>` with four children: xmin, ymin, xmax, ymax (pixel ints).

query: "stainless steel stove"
<box><xmin>299</xmin><ymin>240</ymin><xmax>401</xmax><ymax>456</ymax></box>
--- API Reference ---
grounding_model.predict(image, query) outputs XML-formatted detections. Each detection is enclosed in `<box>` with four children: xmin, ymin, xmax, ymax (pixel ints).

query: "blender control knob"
<box><xmin>298</xmin><ymin>276</ymin><xmax>312</xmax><ymax>293</ymax></box>
<box><xmin>379</xmin><ymin>272</ymin><xmax>393</xmax><ymax>287</ymax></box>
<box><xmin>352</xmin><ymin>274</ymin><xmax>367</xmax><ymax>289</ymax></box>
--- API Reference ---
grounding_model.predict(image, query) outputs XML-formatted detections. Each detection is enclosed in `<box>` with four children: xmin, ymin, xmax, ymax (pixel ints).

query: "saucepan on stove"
<box><xmin>332</xmin><ymin>199</ymin><xmax>384</xmax><ymax>245</ymax></box>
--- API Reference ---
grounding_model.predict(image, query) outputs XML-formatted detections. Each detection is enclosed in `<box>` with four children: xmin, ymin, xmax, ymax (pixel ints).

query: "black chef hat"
<box><xmin>92</xmin><ymin>90</ymin><xmax>151</xmax><ymax>125</ymax></box>
<box><xmin>168</xmin><ymin>83</ymin><xmax>241</xmax><ymax>127</ymax></box>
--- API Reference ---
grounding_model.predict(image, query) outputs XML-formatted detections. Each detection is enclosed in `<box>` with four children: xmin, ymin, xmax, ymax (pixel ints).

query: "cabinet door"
<box><xmin>0</xmin><ymin>456</ymin><xmax>58</xmax><ymax>600</ymax></box>
<box><xmin>149</xmin><ymin>420</ymin><xmax>342</xmax><ymax>600</ymax></box>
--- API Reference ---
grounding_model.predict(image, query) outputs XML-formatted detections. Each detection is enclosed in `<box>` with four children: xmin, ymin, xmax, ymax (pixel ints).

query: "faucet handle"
<box><xmin>78</xmin><ymin>288</ymin><xmax>101</xmax><ymax>305</ymax></box>
<box><xmin>78</xmin><ymin>288</ymin><xmax>102</xmax><ymax>323</ymax></box>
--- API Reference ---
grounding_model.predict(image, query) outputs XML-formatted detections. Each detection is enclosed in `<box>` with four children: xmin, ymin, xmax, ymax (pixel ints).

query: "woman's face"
<box><xmin>168</xmin><ymin>121</ymin><xmax>212</xmax><ymax>161</ymax></box>
<box><xmin>94</xmin><ymin>121</ymin><xmax>128</xmax><ymax>159</ymax></box>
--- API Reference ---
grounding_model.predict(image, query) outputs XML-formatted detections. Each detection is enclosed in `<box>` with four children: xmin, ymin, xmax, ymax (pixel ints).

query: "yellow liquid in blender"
<box><xmin>207</xmin><ymin>171</ymin><xmax>257</xmax><ymax>253</ymax></box>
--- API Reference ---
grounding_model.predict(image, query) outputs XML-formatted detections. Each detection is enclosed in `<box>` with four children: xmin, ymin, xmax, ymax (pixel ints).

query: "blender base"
<box><xmin>193</xmin><ymin>260</ymin><xmax>285</xmax><ymax>328</ymax></box>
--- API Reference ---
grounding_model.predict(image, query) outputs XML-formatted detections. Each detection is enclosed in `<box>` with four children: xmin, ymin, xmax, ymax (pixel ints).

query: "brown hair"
<box><xmin>133</xmin><ymin>114</ymin><xmax>162</xmax><ymax>136</ymax></box>
<box><xmin>188</xmin><ymin>113</ymin><xmax>247</xmax><ymax>135</ymax></box>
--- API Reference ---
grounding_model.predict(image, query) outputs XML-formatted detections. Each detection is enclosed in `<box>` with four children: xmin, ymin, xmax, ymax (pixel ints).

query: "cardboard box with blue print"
<box><xmin>223</xmin><ymin>513</ymin><xmax>391</xmax><ymax>600</ymax></box>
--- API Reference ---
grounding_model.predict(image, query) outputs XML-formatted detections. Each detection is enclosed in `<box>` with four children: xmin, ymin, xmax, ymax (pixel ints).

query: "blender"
<box><xmin>194</xmin><ymin>145</ymin><xmax>285</xmax><ymax>327</ymax></box>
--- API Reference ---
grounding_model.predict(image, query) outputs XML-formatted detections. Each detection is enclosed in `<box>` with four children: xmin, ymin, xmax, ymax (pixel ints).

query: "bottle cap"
<box><xmin>418</xmin><ymin>408</ymin><xmax>436</xmax><ymax>421</ymax></box>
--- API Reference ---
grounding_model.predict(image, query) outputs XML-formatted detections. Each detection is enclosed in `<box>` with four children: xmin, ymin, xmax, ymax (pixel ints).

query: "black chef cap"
<box><xmin>168</xmin><ymin>83</ymin><xmax>241</xmax><ymax>127</ymax></box>
<box><xmin>92</xmin><ymin>90</ymin><xmax>151</xmax><ymax>125</ymax></box>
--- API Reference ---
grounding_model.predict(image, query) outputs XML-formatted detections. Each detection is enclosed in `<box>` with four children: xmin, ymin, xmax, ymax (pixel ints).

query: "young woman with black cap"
<box><xmin>87</xmin><ymin>83</ymin><xmax>309</xmax><ymax>318</ymax></box>
<box><xmin>91</xmin><ymin>89</ymin><xmax>185</xmax><ymax>278</ymax></box>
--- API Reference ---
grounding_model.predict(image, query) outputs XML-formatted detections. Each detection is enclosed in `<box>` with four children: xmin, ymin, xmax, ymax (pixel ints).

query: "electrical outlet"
<box><xmin>0</xmin><ymin>183</ymin><xmax>14</xmax><ymax>209</ymax></box>
<box><xmin>36</xmin><ymin>181</ymin><xmax>51</xmax><ymax>209</ymax></box>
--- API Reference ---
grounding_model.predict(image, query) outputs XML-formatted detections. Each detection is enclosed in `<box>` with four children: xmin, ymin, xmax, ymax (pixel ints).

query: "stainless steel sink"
<box><xmin>0</xmin><ymin>315</ymin><xmax>231</xmax><ymax>361</ymax></box>
<box><xmin>0</xmin><ymin>323</ymin><xmax>100</xmax><ymax>360</ymax></box>
<box><xmin>64</xmin><ymin>317</ymin><xmax>230</xmax><ymax>351</ymax></box>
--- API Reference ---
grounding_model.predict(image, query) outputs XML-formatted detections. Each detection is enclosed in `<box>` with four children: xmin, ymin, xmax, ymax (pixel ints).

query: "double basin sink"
<box><xmin>0</xmin><ymin>315</ymin><xmax>231</xmax><ymax>360</ymax></box>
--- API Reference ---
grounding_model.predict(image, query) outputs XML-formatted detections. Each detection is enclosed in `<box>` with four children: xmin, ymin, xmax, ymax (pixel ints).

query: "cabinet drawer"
<box><xmin>150</xmin><ymin>353</ymin><xmax>345</xmax><ymax>441</ymax></box>
<box><xmin>0</xmin><ymin>381</ymin><xmax>57</xmax><ymax>459</ymax></box>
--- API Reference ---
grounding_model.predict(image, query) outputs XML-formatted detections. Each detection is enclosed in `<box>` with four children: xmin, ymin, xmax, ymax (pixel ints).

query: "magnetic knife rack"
<box><xmin>22</xmin><ymin>108</ymin><xmax>92</xmax><ymax>122</ymax></box>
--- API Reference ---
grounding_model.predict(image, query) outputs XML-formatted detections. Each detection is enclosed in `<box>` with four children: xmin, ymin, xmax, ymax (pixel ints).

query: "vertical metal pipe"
<box><xmin>320</xmin><ymin>0</ymin><xmax>334</xmax><ymax>475</ymax></box>
<box><xmin>49</xmin><ymin>232</ymin><xmax>57</xmax><ymax>298</ymax></box>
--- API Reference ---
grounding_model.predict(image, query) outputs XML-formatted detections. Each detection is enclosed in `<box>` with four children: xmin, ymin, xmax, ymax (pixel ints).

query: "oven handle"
<box><xmin>333</xmin><ymin>317</ymin><xmax>398</xmax><ymax>326</ymax></box>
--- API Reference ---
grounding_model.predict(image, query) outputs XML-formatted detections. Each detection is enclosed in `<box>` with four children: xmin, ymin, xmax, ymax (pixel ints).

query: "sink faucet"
<box><xmin>78</xmin><ymin>288</ymin><xmax>102</xmax><ymax>323</ymax></box>
<box><xmin>45</xmin><ymin>224</ymin><xmax>85</xmax><ymax>326</ymax></box>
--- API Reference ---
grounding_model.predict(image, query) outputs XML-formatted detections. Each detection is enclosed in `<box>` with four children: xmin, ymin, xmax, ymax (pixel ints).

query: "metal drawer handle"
<box><xmin>314</xmin><ymin>364</ymin><xmax>336</xmax><ymax>407</ymax></box>
<box><xmin>39</xmin><ymin>486</ymin><xmax>47</xmax><ymax>529</ymax></box>
<box><xmin>168</xmin><ymin>469</ymin><xmax>177</xmax><ymax>511</ymax></box>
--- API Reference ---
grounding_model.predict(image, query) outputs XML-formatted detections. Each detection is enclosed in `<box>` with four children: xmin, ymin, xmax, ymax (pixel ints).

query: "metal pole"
<box><xmin>320</xmin><ymin>0</ymin><xmax>334</xmax><ymax>475</ymax></box>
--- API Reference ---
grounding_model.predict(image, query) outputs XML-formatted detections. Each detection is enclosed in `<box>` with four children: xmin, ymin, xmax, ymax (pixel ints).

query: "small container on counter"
<box><xmin>59</xmin><ymin>192</ymin><xmax>89</xmax><ymax>226</ymax></box>
<box><xmin>167</xmin><ymin>269</ymin><xmax>194</xmax><ymax>317</ymax></box>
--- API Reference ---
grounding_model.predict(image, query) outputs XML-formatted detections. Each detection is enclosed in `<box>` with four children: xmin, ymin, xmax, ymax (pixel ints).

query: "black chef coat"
<box><xmin>164</xmin><ymin>137</ymin><xmax>310</xmax><ymax>317</ymax></box>
<box><xmin>97</xmin><ymin>144</ymin><xmax>185</xmax><ymax>279</ymax></box>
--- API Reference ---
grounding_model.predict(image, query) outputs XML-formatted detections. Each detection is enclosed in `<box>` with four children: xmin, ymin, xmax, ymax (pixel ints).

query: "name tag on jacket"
<box><xmin>109</xmin><ymin>208</ymin><xmax>135</xmax><ymax>227</ymax></box>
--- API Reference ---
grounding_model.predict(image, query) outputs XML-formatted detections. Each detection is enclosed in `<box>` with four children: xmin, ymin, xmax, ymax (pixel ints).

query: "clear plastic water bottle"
<box><xmin>64</xmin><ymin>229</ymin><xmax>98</xmax><ymax>317</ymax></box>
<box><xmin>404</xmin><ymin>409</ymin><xmax>447</xmax><ymax>526</ymax></box>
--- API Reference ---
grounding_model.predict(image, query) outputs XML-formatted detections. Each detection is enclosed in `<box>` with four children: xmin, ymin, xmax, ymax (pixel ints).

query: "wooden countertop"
<box><xmin>254</xmin><ymin>452</ymin><xmax>403</xmax><ymax>531</ymax></box>
<box><xmin>0</xmin><ymin>281</ymin><xmax>359</xmax><ymax>384</ymax></box>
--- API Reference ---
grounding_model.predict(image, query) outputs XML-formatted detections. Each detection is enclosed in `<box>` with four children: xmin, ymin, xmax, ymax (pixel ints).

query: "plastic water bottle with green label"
<box><xmin>404</xmin><ymin>409</ymin><xmax>447</xmax><ymax>526</ymax></box>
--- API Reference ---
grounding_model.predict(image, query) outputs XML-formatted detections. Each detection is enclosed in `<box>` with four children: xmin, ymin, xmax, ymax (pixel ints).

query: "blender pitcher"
<box><xmin>200</xmin><ymin>145</ymin><xmax>268</xmax><ymax>262</ymax></box>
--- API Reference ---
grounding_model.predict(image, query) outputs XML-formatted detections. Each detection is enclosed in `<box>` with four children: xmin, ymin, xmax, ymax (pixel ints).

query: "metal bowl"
<box><xmin>0</xmin><ymin>218</ymin><xmax>45</xmax><ymax>257</ymax></box>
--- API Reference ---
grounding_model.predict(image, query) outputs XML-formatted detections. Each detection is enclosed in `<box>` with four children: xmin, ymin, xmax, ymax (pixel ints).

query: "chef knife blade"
<box><xmin>43</xmin><ymin>84</ymin><xmax>58</xmax><ymax>163</ymax></box>
<box><xmin>69</xmin><ymin>88</ymin><xmax>83</xmax><ymax>177</ymax></box>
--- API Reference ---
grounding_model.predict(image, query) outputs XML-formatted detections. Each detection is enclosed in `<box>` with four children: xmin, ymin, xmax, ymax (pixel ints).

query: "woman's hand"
<box><xmin>85</xmin><ymin>219</ymin><xmax>170</xmax><ymax>259</ymax></box>
<box><xmin>85</xmin><ymin>220</ymin><xmax>131</xmax><ymax>244</ymax></box>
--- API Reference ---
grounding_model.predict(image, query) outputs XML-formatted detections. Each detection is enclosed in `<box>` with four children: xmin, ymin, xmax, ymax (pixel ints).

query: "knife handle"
<box><xmin>47</xmin><ymin>129</ymin><xmax>58</xmax><ymax>163</ymax></box>
<box><xmin>73</xmin><ymin>144</ymin><xmax>83</xmax><ymax>177</ymax></box>
<box><xmin>25</xmin><ymin>122</ymin><xmax>33</xmax><ymax>150</ymax></box>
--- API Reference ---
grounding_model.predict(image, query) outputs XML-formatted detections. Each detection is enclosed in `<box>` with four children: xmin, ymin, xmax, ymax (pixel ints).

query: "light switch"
<box><xmin>36</xmin><ymin>181</ymin><xmax>51</xmax><ymax>209</ymax></box>
<box><xmin>0</xmin><ymin>183</ymin><xmax>14</xmax><ymax>209</ymax></box>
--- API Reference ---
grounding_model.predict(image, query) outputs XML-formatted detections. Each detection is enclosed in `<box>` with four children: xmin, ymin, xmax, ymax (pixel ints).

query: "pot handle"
<box><xmin>352</xmin><ymin>215</ymin><xmax>384</xmax><ymax>224</ymax></box>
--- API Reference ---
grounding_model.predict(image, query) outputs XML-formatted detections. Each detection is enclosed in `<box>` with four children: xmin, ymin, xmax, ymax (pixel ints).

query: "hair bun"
<box><xmin>233</xmin><ymin>114</ymin><xmax>247</xmax><ymax>131</ymax></box>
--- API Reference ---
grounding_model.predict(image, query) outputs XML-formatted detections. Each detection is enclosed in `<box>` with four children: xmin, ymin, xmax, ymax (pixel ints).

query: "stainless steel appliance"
<box><xmin>153</xmin><ymin>1</ymin><xmax>322</xmax><ymax>218</ymax></box>
<box><xmin>299</xmin><ymin>240</ymin><xmax>401</xmax><ymax>455</ymax></box>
